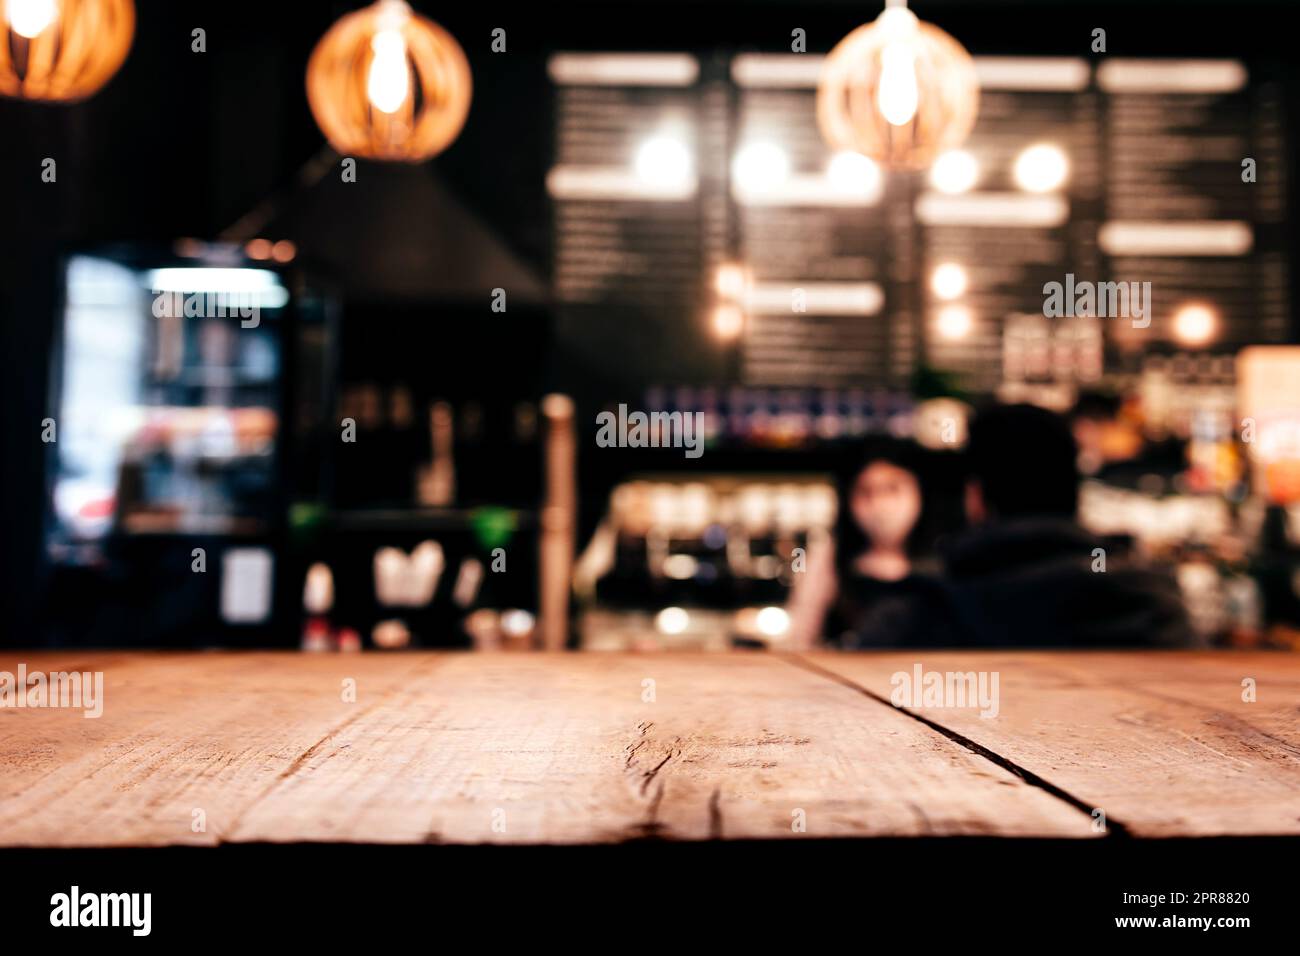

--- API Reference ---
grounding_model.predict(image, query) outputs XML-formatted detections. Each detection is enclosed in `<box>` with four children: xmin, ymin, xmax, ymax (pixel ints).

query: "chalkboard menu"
<box><xmin>916</xmin><ymin>58</ymin><xmax>1101</xmax><ymax>393</ymax></box>
<box><xmin>547</xmin><ymin>53</ymin><xmax>725</xmax><ymax>385</ymax></box>
<box><xmin>549</xmin><ymin>52</ymin><xmax>1288</xmax><ymax>395</ymax></box>
<box><xmin>729</xmin><ymin>57</ymin><xmax>911</xmax><ymax>387</ymax></box>
<box><xmin>1098</xmin><ymin>60</ymin><xmax>1288</xmax><ymax>352</ymax></box>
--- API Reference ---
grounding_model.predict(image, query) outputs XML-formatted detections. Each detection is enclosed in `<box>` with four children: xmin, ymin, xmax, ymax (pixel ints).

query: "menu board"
<box><xmin>548</xmin><ymin>53</ymin><xmax>724</xmax><ymax>384</ymax></box>
<box><xmin>549</xmin><ymin>52</ymin><xmax>1288</xmax><ymax>395</ymax></box>
<box><xmin>727</xmin><ymin>59</ymin><xmax>908</xmax><ymax>386</ymax></box>
<box><xmin>1099</xmin><ymin>60</ymin><xmax>1288</xmax><ymax>351</ymax></box>
<box><xmin>916</xmin><ymin>59</ymin><xmax>1102</xmax><ymax>393</ymax></box>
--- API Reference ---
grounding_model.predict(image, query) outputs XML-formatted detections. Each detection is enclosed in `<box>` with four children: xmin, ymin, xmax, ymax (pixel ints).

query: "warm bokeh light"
<box><xmin>636</xmin><ymin>135</ymin><xmax>693</xmax><ymax>189</ymax></box>
<box><xmin>0</xmin><ymin>0</ymin><xmax>134</xmax><ymax>102</ymax></box>
<box><xmin>7</xmin><ymin>0</ymin><xmax>57</xmax><ymax>38</ymax></box>
<box><xmin>936</xmin><ymin>304</ymin><xmax>974</xmax><ymax>340</ymax></box>
<box><xmin>712</xmin><ymin>303</ymin><xmax>746</xmax><ymax>340</ymax></box>
<box><xmin>714</xmin><ymin>262</ymin><xmax>750</xmax><ymax>299</ymax></box>
<box><xmin>877</xmin><ymin>33</ymin><xmax>920</xmax><ymax>126</ymax></box>
<box><xmin>1172</xmin><ymin>303</ymin><xmax>1217</xmax><ymax>346</ymax></box>
<box><xmin>929</xmin><ymin>149</ymin><xmax>979</xmax><ymax>194</ymax></box>
<box><xmin>655</xmin><ymin>606</ymin><xmax>690</xmax><ymax>635</ymax></box>
<box><xmin>732</xmin><ymin>142</ymin><xmax>790</xmax><ymax>194</ymax></box>
<box><xmin>817</xmin><ymin>5</ymin><xmax>978</xmax><ymax>170</ymax></box>
<box><xmin>271</xmin><ymin>240</ymin><xmax>297</xmax><ymax>264</ymax></box>
<box><xmin>930</xmin><ymin>262</ymin><xmax>968</xmax><ymax>300</ymax></box>
<box><xmin>366</xmin><ymin>28</ymin><xmax>410</xmax><ymax>114</ymax></box>
<box><xmin>244</xmin><ymin>239</ymin><xmax>273</xmax><ymax>261</ymax></box>
<box><xmin>499</xmin><ymin>609</ymin><xmax>535</xmax><ymax>638</ymax></box>
<box><xmin>1014</xmin><ymin>143</ymin><xmax>1069</xmax><ymax>193</ymax></box>
<box><xmin>826</xmin><ymin>150</ymin><xmax>883</xmax><ymax>197</ymax></box>
<box><xmin>306</xmin><ymin>0</ymin><xmax>471</xmax><ymax>162</ymax></box>
<box><xmin>756</xmin><ymin>606</ymin><xmax>790</xmax><ymax>637</ymax></box>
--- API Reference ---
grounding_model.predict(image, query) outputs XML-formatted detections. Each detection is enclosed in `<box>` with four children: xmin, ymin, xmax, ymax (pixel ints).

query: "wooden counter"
<box><xmin>0</xmin><ymin>650</ymin><xmax>1295</xmax><ymax>846</ymax></box>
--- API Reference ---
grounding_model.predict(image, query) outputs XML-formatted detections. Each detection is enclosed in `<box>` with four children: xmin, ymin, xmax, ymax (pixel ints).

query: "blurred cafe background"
<box><xmin>3</xmin><ymin>0</ymin><xmax>1300</xmax><ymax>652</ymax></box>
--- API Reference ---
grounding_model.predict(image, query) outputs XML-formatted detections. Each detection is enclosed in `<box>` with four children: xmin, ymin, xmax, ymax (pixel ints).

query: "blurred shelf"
<box><xmin>322</xmin><ymin>506</ymin><xmax>538</xmax><ymax>534</ymax></box>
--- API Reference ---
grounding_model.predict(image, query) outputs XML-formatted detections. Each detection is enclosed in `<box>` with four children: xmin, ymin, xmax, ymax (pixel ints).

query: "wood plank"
<box><xmin>801</xmin><ymin>650</ymin><xmax>1300</xmax><ymax>837</ymax></box>
<box><xmin>0</xmin><ymin>652</ymin><xmax>441</xmax><ymax>846</ymax></box>
<box><xmin>0</xmin><ymin>651</ymin><xmax>1089</xmax><ymax>845</ymax></box>
<box><xmin>232</xmin><ymin>652</ymin><xmax>1089</xmax><ymax>842</ymax></box>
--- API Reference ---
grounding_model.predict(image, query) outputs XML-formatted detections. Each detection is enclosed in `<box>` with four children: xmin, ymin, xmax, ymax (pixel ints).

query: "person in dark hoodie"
<box><xmin>937</xmin><ymin>403</ymin><xmax>1191</xmax><ymax>647</ymax></box>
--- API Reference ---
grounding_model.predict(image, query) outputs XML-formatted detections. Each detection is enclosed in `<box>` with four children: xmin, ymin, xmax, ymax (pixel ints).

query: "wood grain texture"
<box><xmin>0</xmin><ymin>652</ymin><xmax>441</xmax><ymax>846</ymax></box>
<box><xmin>803</xmin><ymin>650</ymin><xmax>1300</xmax><ymax>837</ymax></box>
<box><xmin>0</xmin><ymin>651</ymin><xmax>1087</xmax><ymax>846</ymax></box>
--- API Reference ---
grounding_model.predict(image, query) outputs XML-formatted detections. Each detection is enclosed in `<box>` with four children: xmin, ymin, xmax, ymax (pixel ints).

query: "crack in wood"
<box><xmin>785</xmin><ymin>654</ymin><xmax>1133</xmax><ymax>838</ymax></box>
<box><xmin>21</xmin><ymin>651</ymin><xmax>1278</xmax><ymax>844</ymax></box>
<box><xmin>223</xmin><ymin>656</ymin><xmax>447</xmax><ymax>843</ymax></box>
<box><xmin>622</xmin><ymin>721</ymin><xmax>688</xmax><ymax>838</ymax></box>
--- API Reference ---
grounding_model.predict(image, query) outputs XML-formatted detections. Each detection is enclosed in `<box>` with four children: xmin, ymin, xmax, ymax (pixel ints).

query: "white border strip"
<box><xmin>1097</xmin><ymin>59</ymin><xmax>1248</xmax><ymax>93</ymax></box>
<box><xmin>746</xmin><ymin>282</ymin><xmax>884</xmax><ymax>316</ymax></box>
<box><xmin>731</xmin><ymin>54</ymin><xmax>825</xmax><ymax>88</ymax></box>
<box><xmin>733</xmin><ymin>174</ymin><xmax>883</xmax><ymax>207</ymax></box>
<box><xmin>1098</xmin><ymin>221</ymin><xmax>1253</xmax><ymax>257</ymax></box>
<box><xmin>548</xmin><ymin>53</ymin><xmax>699</xmax><ymax>87</ymax></box>
<box><xmin>731</xmin><ymin>53</ymin><xmax>1090</xmax><ymax>91</ymax></box>
<box><xmin>974</xmin><ymin>57</ymin><xmax>1091</xmax><ymax>91</ymax></box>
<box><xmin>546</xmin><ymin>165</ymin><xmax>698</xmax><ymax>201</ymax></box>
<box><xmin>916</xmin><ymin>193</ymin><xmax>1070</xmax><ymax>228</ymax></box>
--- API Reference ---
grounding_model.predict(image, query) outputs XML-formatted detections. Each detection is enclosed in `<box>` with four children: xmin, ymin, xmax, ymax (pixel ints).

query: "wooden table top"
<box><xmin>1</xmin><ymin>650</ymin><xmax>1296</xmax><ymax>846</ymax></box>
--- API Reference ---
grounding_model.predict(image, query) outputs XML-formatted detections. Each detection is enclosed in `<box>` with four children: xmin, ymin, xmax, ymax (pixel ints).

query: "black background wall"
<box><xmin>2</xmin><ymin>0</ymin><xmax>1298</xmax><ymax>643</ymax></box>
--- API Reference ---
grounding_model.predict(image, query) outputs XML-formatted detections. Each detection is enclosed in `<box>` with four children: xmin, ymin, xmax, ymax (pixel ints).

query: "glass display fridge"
<box><xmin>42</xmin><ymin>243</ymin><xmax>335</xmax><ymax>646</ymax></box>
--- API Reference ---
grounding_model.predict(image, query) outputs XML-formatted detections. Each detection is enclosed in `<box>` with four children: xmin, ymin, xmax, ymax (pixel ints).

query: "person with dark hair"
<box><xmin>939</xmin><ymin>403</ymin><xmax>1190</xmax><ymax>647</ymax></box>
<box><xmin>787</xmin><ymin>438</ymin><xmax>954</xmax><ymax>648</ymax></box>
<box><xmin>965</xmin><ymin>403</ymin><xmax>1080</xmax><ymax>520</ymax></box>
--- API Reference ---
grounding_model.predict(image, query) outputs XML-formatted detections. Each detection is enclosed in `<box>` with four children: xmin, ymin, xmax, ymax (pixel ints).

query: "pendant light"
<box><xmin>306</xmin><ymin>0</ymin><xmax>472</xmax><ymax>163</ymax></box>
<box><xmin>0</xmin><ymin>0</ymin><xmax>134</xmax><ymax>102</ymax></box>
<box><xmin>817</xmin><ymin>0</ymin><xmax>978</xmax><ymax>171</ymax></box>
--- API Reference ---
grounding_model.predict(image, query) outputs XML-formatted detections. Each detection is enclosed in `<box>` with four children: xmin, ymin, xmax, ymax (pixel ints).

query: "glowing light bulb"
<box><xmin>732</xmin><ymin>142</ymin><xmax>790</xmax><ymax>194</ymax></box>
<box><xmin>367</xmin><ymin>30</ymin><xmax>410</xmax><ymax>113</ymax></box>
<box><xmin>930</xmin><ymin>263</ymin><xmax>968</xmax><ymax>300</ymax></box>
<box><xmin>756</xmin><ymin>606</ymin><xmax>790</xmax><ymax>638</ymax></box>
<box><xmin>712</xmin><ymin>303</ymin><xmax>745</xmax><ymax>340</ymax></box>
<box><xmin>936</xmin><ymin>305</ymin><xmax>973</xmax><ymax>341</ymax></box>
<box><xmin>1172</xmin><ymin>303</ymin><xmax>1217</xmax><ymax>346</ymax></box>
<box><xmin>656</xmin><ymin>607</ymin><xmax>690</xmax><ymax>636</ymax></box>
<box><xmin>636</xmin><ymin>136</ymin><xmax>693</xmax><ymax>189</ymax></box>
<box><xmin>500</xmin><ymin>609</ymin><xmax>535</xmax><ymax>638</ymax></box>
<box><xmin>930</xmin><ymin>149</ymin><xmax>978</xmax><ymax>194</ymax></box>
<box><xmin>877</xmin><ymin>42</ymin><xmax>919</xmax><ymax>126</ymax></box>
<box><xmin>7</xmin><ymin>0</ymin><xmax>58</xmax><ymax>38</ymax></box>
<box><xmin>715</xmin><ymin>263</ymin><xmax>749</xmax><ymax>299</ymax></box>
<box><xmin>827</xmin><ymin>150</ymin><xmax>882</xmax><ymax>197</ymax></box>
<box><xmin>1014</xmin><ymin>143</ymin><xmax>1069</xmax><ymax>193</ymax></box>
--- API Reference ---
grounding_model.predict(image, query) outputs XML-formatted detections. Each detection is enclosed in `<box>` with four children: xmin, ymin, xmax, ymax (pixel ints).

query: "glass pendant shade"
<box><xmin>817</xmin><ymin>4</ymin><xmax>978</xmax><ymax>171</ymax></box>
<box><xmin>306</xmin><ymin>0</ymin><xmax>472</xmax><ymax>163</ymax></box>
<box><xmin>0</xmin><ymin>0</ymin><xmax>135</xmax><ymax>102</ymax></box>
